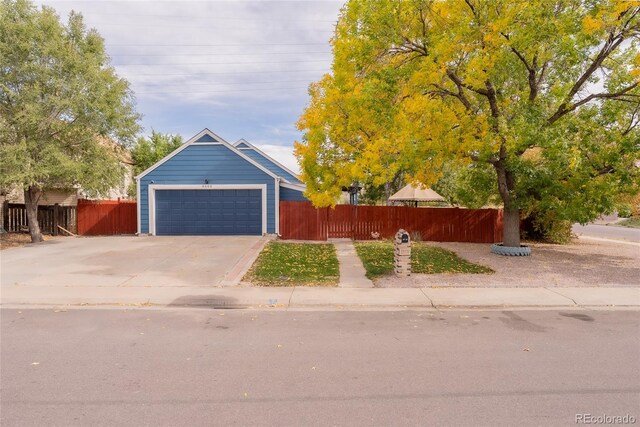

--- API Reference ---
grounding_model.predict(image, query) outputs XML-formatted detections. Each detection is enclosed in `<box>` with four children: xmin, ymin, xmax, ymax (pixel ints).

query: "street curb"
<box><xmin>576</xmin><ymin>235</ymin><xmax>640</xmax><ymax>246</ymax></box>
<box><xmin>2</xmin><ymin>286</ymin><xmax>638</xmax><ymax>311</ymax></box>
<box><xmin>2</xmin><ymin>302</ymin><xmax>639</xmax><ymax>311</ymax></box>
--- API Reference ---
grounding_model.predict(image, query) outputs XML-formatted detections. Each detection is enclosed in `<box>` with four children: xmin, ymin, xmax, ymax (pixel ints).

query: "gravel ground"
<box><xmin>375</xmin><ymin>238</ymin><xmax>640</xmax><ymax>288</ymax></box>
<box><xmin>0</xmin><ymin>233</ymin><xmax>59</xmax><ymax>250</ymax></box>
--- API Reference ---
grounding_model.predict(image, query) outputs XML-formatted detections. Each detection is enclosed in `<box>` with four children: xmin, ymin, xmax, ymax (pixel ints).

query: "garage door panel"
<box><xmin>155</xmin><ymin>189</ymin><xmax>262</xmax><ymax>235</ymax></box>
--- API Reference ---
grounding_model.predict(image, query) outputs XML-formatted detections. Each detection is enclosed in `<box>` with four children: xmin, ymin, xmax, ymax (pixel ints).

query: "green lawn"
<box><xmin>244</xmin><ymin>242</ymin><xmax>339</xmax><ymax>286</ymax></box>
<box><xmin>616</xmin><ymin>217</ymin><xmax>640</xmax><ymax>228</ymax></box>
<box><xmin>354</xmin><ymin>241</ymin><xmax>493</xmax><ymax>279</ymax></box>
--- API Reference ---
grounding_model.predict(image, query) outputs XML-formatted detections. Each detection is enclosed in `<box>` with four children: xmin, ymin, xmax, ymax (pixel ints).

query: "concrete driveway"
<box><xmin>1</xmin><ymin>236</ymin><xmax>265</xmax><ymax>288</ymax></box>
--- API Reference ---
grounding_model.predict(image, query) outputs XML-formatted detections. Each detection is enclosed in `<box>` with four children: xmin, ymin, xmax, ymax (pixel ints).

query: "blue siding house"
<box><xmin>136</xmin><ymin>129</ymin><xmax>306</xmax><ymax>236</ymax></box>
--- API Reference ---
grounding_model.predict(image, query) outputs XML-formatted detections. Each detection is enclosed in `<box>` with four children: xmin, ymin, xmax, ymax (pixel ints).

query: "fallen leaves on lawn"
<box><xmin>244</xmin><ymin>242</ymin><xmax>339</xmax><ymax>286</ymax></box>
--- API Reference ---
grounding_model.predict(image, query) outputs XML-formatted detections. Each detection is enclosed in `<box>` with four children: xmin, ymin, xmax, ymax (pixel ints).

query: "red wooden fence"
<box><xmin>77</xmin><ymin>199</ymin><xmax>137</xmax><ymax>236</ymax></box>
<box><xmin>277</xmin><ymin>201</ymin><xmax>328</xmax><ymax>240</ymax></box>
<box><xmin>280</xmin><ymin>202</ymin><xmax>503</xmax><ymax>243</ymax></box>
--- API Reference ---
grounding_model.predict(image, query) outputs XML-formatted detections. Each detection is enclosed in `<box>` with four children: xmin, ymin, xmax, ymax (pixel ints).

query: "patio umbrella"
<box><xmin>388</xmin><ymin>184</ymin><xmax>446</xmax><ymax>206</ymax></box>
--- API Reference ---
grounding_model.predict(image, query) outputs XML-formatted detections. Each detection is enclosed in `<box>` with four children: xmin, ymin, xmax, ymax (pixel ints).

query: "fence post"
<box><xmin>53</xmin><ymin>203</ymin><xmax>60</xmax><ymax>236</ymax></box>
<box><xmin>351</xmin><ymin>205</ymin><xmax>356</xmax><ymax>240</ymax></box>
<box><xmin>1</xmin><ymin>200</ymin><xmax>8</xmax><ymax>232</ymax></box>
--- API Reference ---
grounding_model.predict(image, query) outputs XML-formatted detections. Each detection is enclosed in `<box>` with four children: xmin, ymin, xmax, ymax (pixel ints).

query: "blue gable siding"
<box><xmin>139</xmin><ymin>144</ymin><xmax>276</xmax><ymax>234</ymax></box>
<box><xmin>239</xmin><ymin>149</ymin><xmax>302</xmax><ymax>184</ymax></box>
<box><xmin>235</xmin><ymin>141</ymin><xmax>250</xmax><ymax>148</ymax></box>
<box><xmin>280</xmin><ymin>186</ymin><xmax>307</xmax><ymax>202</ymax></box>
<box><xmin>195</xmin><ymin>134</ymin><xmax>217</xmax><ymax>142</ymax></box>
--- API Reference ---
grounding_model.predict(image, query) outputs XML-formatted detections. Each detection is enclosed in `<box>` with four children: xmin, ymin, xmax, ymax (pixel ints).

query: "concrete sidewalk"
<box><xmin>1</xmin><ymin>285</ymin><xmax>638</xmax><ymax>310</ymax></box>
<box><xmin>332</xmin><ymin>239</ymin><xmax>374</xmax><ymax>288</ymax></box>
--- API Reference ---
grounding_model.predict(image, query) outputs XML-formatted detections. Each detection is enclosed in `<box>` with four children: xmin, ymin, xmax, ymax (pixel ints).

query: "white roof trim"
<box><xmin>280</xmin><ymin>182</ymin><xmax>306</xmax><ymax>192</ymax></box>
<box><xmin>234</xmin><ymin>138</ymin><xmax>301</xmax><ymax>182</ymax></box>
<box><xmin>136</xmin><ymin>129</ymin><xmax>280</xmax><ymax>181</ymax></box>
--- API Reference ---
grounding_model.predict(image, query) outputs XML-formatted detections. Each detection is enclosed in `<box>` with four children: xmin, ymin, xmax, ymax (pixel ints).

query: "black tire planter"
<box><xmin>491</xmin><ymin>243</ymin><xmax>532</xmax><ymax>256</ymax></box>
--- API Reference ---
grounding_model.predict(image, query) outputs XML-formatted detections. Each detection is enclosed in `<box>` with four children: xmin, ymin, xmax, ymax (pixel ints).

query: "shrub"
<box><xmin>617</xmin><ymin>204</ymin><xmax>632</xmax><ymax>218</ymax></box>
<box><xmin>521</xmin><ymin>210</ymin><xmax>573</xmax><ymax>244</ymax></box>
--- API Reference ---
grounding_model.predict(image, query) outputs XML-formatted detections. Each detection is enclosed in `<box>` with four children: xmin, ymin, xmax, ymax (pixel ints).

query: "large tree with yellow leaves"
<box><xmin>296</xmin><ymin>0</ymin><xmax>640</xmax><ymax>248</ymax></box>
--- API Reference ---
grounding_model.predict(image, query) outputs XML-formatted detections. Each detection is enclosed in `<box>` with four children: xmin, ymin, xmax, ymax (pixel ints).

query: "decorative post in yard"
<box><xmin>394</xmin><ymin>229</ymin><xmax>411</xmax><ymax>277</ymax></box>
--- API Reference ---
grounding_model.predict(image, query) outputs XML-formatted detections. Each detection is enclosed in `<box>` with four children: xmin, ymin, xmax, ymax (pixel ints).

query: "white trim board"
<box><xmin>148</xmin><ymin>184</ymin><xmax>268</xmax><ymax>236</ymax></box>
<box><xmin>275</xmin><ymin>178</ymin><xmax>280</xmax><ymax>235</ymax></box>
<box><xmin>136</xmin><ymin>129</ymin><xmax>282</xmax><ymax>182</ymax></box>
<box><xmin>136</xmin><ymin>177</ymin><xmax>141</xmax><ymax>234</ymax></box>
<box><xmin>235</xmin><ymin>138</ymin><xmax>301</xmax><ymax>182</ymax></box>
<box><xmin>280</xmin><ymin>182</ymin><xmax>306</xmax><ymax>192</ymax></box>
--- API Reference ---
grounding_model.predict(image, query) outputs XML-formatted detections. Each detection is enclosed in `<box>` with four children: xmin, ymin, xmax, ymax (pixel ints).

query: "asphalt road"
<box><xmin>1</xmin><ymin>309</ymin><xmax>639</xmax><ymax>426</ymax></box>
<box><xmin>572</xmin><ymin>223</ymin><xmax>640</xmax><ymax>242</ymax></box>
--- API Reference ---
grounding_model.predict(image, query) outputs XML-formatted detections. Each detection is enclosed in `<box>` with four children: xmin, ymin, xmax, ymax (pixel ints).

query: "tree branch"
<box><xmin>499</xmin><ymin>33</ymin><xmax>543</xmax><ymax>101</ymax></box>
<box><xmin>446</xmin><ymin>70</ymin><xmax>489</xmax><ymax>96</ymax></box>
<box><xmin>484</xmin><ymin>80</ymin><xmax>500</xmax><ymax>119</ymax></box>
<box><xmin>427</xmin><ymin>81</ymin><xmax>473</xmax><ymax>112</ymax></box>
<box><xmin>548</xmin><ymin>28</ymin><xmax>628</xmax><ymax>124</ymax></box>
<box><xmin>622</xmin><ymin>105</ymin><xmax>640</xmax><ymax>136</ymax></box>
<box><xmin>463</xmin><ymin>0</ymin><xmax>477</xmax><ymax>18</ymax></box>
<box><xmin>500</xmin><ymin>33</ymin><xmax>532</xmax><ymax>71</ymax></box>
<box><xmin>548</xmin><ymin>82</ymin><xmax>639</xmax><ymax>124</ymax></box>
<box><xmin>389</xmin><ymin>36</ymin><xmax>429</xmax><ymax>57</ymax></box>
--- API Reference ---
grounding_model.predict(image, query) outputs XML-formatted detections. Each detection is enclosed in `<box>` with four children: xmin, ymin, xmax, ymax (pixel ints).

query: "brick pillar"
<box><xmin>394</xmin><ymin>229</ymin><xmax>411</xmax><ymax>277</ymax></box>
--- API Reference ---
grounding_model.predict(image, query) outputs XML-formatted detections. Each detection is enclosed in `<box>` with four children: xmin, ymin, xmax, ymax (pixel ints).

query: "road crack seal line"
<box><xmin>419</xmin><ymin>288</ymin><xmax>440</xmax><ymax>312</ymax></box>
<box><xmin>544</xmin><ymin>287</ymin><xmax>578</xmax><ymax>306</ymax></box>
<box><xmin>287</xmin><ymin>287</ymin><xmax>295</xmax><ymax>309</ymax></box>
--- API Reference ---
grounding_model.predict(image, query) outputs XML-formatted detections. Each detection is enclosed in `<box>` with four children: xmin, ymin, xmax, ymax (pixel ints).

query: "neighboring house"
<box><xmin>1</xmin><ymin>137</ymin><xmax>135</xmax><ymax>206</ymax></box>
<box><xmin>136</xmin><ymin>128</ymin><xmax>307</xmax><ymax>236</ymax></box>
<box><xmin>1</xmin><ymin>187</ymin><xmax>79</xmax><ymax>206</ymax></box>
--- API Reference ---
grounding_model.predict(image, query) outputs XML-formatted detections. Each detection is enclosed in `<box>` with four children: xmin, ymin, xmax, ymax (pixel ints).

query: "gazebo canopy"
<box><xmin>388</xmin><ymin>184</ymin><xmax>445</xmax><ymax>202</ymax></box>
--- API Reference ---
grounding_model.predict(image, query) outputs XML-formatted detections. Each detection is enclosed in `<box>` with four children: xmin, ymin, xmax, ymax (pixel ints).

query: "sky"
<box><xmin>37</xmin><ymin>0</ymin><xmax>345</xmax><ymax>173</ymax></box>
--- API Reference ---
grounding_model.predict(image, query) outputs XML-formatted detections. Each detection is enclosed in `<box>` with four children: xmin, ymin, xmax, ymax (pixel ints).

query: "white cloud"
<box><xmin>256</xmin><ymin>144</ymin><xmax>301</xmax><ymax>175</ymax></box>
<box><xmin>38</xmin><ymin>1</ymin><xmax>340</xmax><ymax>104</ymax></box>
<box><xmin>34</xmin><ymin>0</ymin><xmax>343</xmax><ymax>162</ymax></box>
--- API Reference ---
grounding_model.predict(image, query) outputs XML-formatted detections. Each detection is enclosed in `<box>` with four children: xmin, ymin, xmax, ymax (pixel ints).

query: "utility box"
<box><xmin>394</xmin><ymin>229</ymin><xmax>411</xmax><ymax>277</ymax></box>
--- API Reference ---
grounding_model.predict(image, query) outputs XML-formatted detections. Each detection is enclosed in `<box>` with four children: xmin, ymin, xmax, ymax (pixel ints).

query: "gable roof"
<box><xmin>233</xmin><ymin>139</ymin><xmax>302</xmax><ymax>183</ymax></box>
<box><xmin>135</xmin><ymin>129</ymin><xmax>282</xmax><ymax>181</ymax></box>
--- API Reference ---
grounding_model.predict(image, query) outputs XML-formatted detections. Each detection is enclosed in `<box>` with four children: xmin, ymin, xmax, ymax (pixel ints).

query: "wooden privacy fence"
<box><xmin>77</xmin><ymin>199</ymin><xmax>137</xmax><ymax>236</ymax></box>
<box><xmin>2</xmin><ymin>202</ymin><xmax>77</xmax><ymax>235</ymax></box>
<box><xmin>278</xmin><ymin>200</ymin><xmax>329</xmax><ymax>240</ymax></box>
<box><xmin>279</xmin><ymin>201</ymin><xmax>503</xmax><ymax>243</ymax></box>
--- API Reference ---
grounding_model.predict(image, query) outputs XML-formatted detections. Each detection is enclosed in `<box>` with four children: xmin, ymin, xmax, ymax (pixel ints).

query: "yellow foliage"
<box><xmin>583</xmin><ymin>15</ymin><xmax>606</xmax><ymax>34</ymax></box>
<box><xmin>295</xmin><ymin>0</ymin><xmax>640</xmax><ymax>208</ymax></box>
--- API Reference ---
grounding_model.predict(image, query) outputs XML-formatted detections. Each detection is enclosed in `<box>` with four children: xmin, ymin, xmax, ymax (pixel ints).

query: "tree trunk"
<box><xmin>495</xmin><ymin>163</ymin><xmax>521</xmax><ymax>247</ymax></box>
<box><xmin>24</xmin><ymin>186</ymin><xmax>43</xmax><ymax>243</ymax></box>
<box><xmin>502</xmin><ymin>207</ymin><xmax>521</xmax><ymax>247</ymax></box>
<box><xmin>384</xmin><ymin>181</ymin><xmax>391</xmax><ymax>206</ymax></box>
